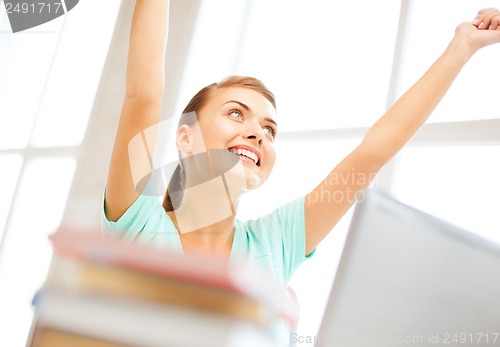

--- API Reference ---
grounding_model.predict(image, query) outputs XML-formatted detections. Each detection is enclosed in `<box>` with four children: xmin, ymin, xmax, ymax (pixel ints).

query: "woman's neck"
<box><xmin>170</xmin><ymin>213</ymin><xmax>235</xmax><ymax>260</ymax></box>
<box><xmin>167</xmin><ymin>175</ymin><xmax>242</xmax><ymax>258</ymax></box>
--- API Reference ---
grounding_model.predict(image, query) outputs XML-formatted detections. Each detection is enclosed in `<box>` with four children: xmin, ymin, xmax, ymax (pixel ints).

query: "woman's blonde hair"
<box><xmin>163</xmin><ymin>76</ymin><xmax>276</xmax><ymax>212</ymax></box>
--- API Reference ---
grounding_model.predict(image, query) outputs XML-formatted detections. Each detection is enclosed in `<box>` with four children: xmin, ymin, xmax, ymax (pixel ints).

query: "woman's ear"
<box><xmin>176</xmin><ymin>122</ymin><xmax>207</xmax><ymax>156</ymax></box>
<box><xmin>176</xmin><ymin>124</ymin><xmax>193</xmax><ymax>154</ymax></box>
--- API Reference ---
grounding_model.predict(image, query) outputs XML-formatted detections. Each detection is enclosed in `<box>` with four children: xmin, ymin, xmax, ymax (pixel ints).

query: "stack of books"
<box><xmin>26</xmin><ymin>227</ymin><xmax>298</xmax><ymax>347</ymax></box>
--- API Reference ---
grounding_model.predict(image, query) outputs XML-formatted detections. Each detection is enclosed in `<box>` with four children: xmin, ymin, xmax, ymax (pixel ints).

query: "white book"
<box><xmin>30</xmin><ymin>288</ymin><xmax>279</xmax><ymax>347</ymax></box>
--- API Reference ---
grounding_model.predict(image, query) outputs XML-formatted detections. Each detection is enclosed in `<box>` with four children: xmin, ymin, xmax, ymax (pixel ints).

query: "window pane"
<box><xmin>0</xmin><ymin>21</ymin><xmax>62</xmax><ymax>149</ymax></box>
<box><xmin>174</xmin><ymin>0</ymin><xmax>250</xmax><ymax>118</ymax></box>
<box><xmin>176</xmin><ymin>0</ymin><xmax>401</xmax><ymax>132</ymax></box>
<box><xmin>399</xmin><ymin>0</ymin><xmax>500</xmax><ymax>123</ymax></box>
<box><xmin>0</xmin><ymin>157</ymin><xmax>75</xmax><ymax>347</ymax></box>
<box><xmin>237</xmin><ymin>0</ymin><xmax>401</xmax><ymax>131</ymax></box>
<box><xmin>30</xmin><ymin>0</ymin><xmax>122</xmax><ymax>147</ymax></box>
<box><xmin>392</xmin><ymin>146</ymin><xmax>500</xmax><ymax>243</ymax></box>
<box><xmin>0</xmin><ymin>154</ymin><xmax>23</xmax><ymax>240</ymax></box>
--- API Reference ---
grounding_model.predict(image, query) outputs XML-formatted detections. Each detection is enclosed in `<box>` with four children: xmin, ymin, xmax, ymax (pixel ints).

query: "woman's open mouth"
<box><xmin>228</xmin><ymin>146</ymin><xmax>260</xmax><ymax>166</ymax></box>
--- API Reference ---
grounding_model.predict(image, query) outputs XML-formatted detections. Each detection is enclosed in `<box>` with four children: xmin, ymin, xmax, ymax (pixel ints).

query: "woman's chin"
<box><xmin>224</xmin><ymin>167</ymin><xmax>263</xmax><ymax>192</ymax></box>
<box><xmin>241</xmin><ymin>165</ymin><xmax>267</xmax><ymax>190</ymax></box>
<box><xmin>245</xmin><ymin>176</ymin><xmax>263</xmax><ymax>190</ymax></box>
<box><xmin>221</xmin><ymin>159</ymin><xmax>272</xmax><ymax>194</ymax></box>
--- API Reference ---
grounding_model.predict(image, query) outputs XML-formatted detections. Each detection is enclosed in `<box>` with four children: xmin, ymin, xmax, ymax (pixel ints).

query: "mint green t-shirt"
<box><xmin>101</xmin><ymin>194</ymin><xmax>314</xmax><ymax>288</ymax></box>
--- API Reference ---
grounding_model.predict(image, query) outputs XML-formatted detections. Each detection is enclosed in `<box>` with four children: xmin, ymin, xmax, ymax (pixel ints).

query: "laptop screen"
<box><xmin>315</xmin><ymin>189</ymin><xmax>500</xmax><ymax>347</ymax></box>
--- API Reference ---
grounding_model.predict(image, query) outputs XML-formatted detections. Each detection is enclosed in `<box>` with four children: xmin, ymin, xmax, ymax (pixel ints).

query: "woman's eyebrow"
<box><xmin>223</xmin><ymin>100</ymin><xmax>278</xmax><ymax>127</ymax></box>
<box><xmin>264</xmin><ymin>117</ymin><xmax>278</xmax><ymax>127</ymax></box>
<box><xmin>223</xmin><ymin>100</ymin><xmax>250</xmax><ymax>110</ymax></box>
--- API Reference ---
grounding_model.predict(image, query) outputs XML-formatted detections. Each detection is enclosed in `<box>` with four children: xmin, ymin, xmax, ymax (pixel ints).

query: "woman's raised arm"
<box><xmin>105</xmin><ymin>0</ymin><xmax>170</xmax><ymax>221</ymax></box>
<box><xmin>304</xmin><ymin>8</ymin><xmax>500</xmax><ymax>255</ymax></box>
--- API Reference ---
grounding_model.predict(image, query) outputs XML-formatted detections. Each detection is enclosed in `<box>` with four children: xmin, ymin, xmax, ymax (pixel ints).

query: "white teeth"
<box><xmin>229</xmin><ymin>148</ymin><xmax>258</xmax><ymax>165</ymax></box>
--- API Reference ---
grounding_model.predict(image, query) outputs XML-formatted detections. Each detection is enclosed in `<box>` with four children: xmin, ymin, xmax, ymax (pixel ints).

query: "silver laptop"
<box><xmin>315</xmin><ymin>189</ymin><xmax>500</xmax><ymax>347</ymax></box>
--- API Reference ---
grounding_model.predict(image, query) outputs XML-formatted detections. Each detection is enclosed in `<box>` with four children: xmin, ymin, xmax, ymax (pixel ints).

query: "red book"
<box><xmin>48</xmin><ymin>226</ymin><xmax>299</xmax><ymax>324</ymax></box>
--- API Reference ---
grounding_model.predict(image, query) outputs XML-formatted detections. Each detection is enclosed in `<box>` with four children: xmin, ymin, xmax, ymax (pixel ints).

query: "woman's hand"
<box><xmin>454</xmin><ymin>8</ymin><xmax>500</xmax><ymax>56</ymax></box>
<box><xmin>473</xmin><ymin>8</ymin><xmax>500</xmax><ymax>30</ymax></box>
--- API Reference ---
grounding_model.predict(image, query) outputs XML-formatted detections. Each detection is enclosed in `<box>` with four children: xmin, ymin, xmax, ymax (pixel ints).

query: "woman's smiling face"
<box><xmin>184</xmin><ymin>86</ymin><xmax>278</xmax><ymax>191</ymax></box>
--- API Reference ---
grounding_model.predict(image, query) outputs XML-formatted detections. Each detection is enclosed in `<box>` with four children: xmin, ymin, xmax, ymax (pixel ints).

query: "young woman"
<box><xmin>103</xmin><ymin>0</ymin><xmax>500</xmax><ymax>289</ymax></box>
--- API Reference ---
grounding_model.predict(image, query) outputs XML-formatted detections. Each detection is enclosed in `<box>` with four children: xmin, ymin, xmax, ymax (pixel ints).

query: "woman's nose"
<box><xmin>243</xmin><ymin>123</ymin><xmax>264</xmax><ymax>145</ymax></box>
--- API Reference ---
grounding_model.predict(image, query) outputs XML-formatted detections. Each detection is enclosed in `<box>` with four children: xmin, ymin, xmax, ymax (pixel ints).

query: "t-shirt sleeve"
<box><xmin>250</xmin><ymin>196</ymin><xmax>315</xmax><ymax>285</ymax></box>
<box><xmin>274</xmin><ymin>196</ymin><xmax>315</xmax><ymax>275</ymax></box>
<box><xmin>101</xmin><ymin>191</ymin><xmax>175</xmax><ymax>245</ymax></box>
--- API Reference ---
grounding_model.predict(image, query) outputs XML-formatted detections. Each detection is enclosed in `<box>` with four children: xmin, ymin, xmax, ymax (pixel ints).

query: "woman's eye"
<box><xmin>229</xmin><ymin>110</ymin><xmax>244</xmax><ymax>119</ymax></box>
<box><xmin>263</xmin><ymin>126</ymin><xmax>276</xmax><ymax>139</ymax></box>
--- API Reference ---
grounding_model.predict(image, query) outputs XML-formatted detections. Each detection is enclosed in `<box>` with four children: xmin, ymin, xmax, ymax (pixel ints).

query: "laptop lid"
<box><xmin>315</xmin><ymin>189</ymin><xmax>500</xmax><ymax>347</ymax></box>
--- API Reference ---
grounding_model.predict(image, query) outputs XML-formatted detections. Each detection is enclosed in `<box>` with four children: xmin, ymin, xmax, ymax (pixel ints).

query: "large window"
<box><xmin>1</xmin><ymin>1</ymin><xmax>499</xmax><ymax>346</ymax></box>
